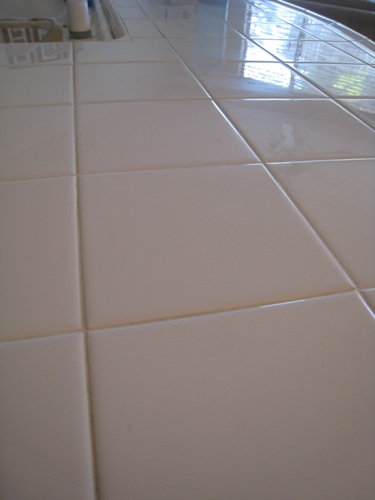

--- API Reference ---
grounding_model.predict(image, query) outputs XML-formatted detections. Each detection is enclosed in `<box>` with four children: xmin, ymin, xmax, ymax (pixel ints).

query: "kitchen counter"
<box><xmin>1</xmin><ymin>0</ymin><xmax>375</xmax><ymax>498</ymax></box>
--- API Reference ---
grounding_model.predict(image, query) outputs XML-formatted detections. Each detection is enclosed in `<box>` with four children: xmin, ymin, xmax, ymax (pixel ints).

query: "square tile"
<box><xmin>0</xmin><ymin>42</ymin><xmax>72</xmax><ymax>66</ymax></box>
<box><xmin>168</xmin><ymin>36</ymin><xmax>277</xmax><ymax>62</ymax></box>
<box><xmin>338</xmin><ymin>99</ymin><xmax>375</xmax><ymax>129</ymax></box>
<box><xmin>0</xmin><ymin>178</ymin><xmax>81</xmax><ymax>340</ymax></box>
<box><xmin>0</xmin><ymin>65</ymin><xmax>73</xmax><ymax>107</ymax></box>
<box><xmin>117</xmin><ymin>6</ymin><xmax>149</xmax><ymax>19</ymax></box>
<box><xmin>188</xmin><ymin>61</ymin><xmax>324</xmax><ymax>98</ymax></box>
<box><xmin>233</xmin><ymin>21</ymin><xmax>318</xmax><ymax>40</ymax></box>
<box><xmin>296</xmin><ymin>23</ymin><xmax>348</xmax><ymax>41</ymax></box>
<box><xmin>0</xmin><ymin>105</ymin><xmax>75</xmax><ymax>181</ymax></box>
<box><xmin>0</xmin><ymin>332</ymin><xmax>95</xmax><ymax>500</ymax></box>
<box><xmin>152</xmin><ymin>19</ymin><xmax>239</xmax><ymax>38</ymax></box>
<box><xmin>74</xmin><ymin>39</ymin><xmax>180</xmax><ymax>63</ymax></box>
<box><xmin>269</xmin><ymin>159</ymin><xmax>375</xmax><ymax>289</ymax></box>
<box><xmin>290</xmin><ymin>64</ymin><xmax>375</xmax><ymax>98</ymax></box>
<box><xmin>124</xmin><ymin>19</ymin><xmax>163</xmax><ymax>38</ymax></box>
<box><xmin>218</xmin><ymin>99</ymin><xmax>375</xmax><ymax>162</ymax></box>
<box><xmin>256</xmin><ymin>39</ymin><xmax>360</xmax><ymax>63</ymax></box>
<box><xmin>88</xmin><ymin>293</ymin><xmax>375</xmax><ymax>499</ymax></box>
<box><xmin>327</xmin><ymin>41</ymin><xmax>375</xmax><ymax>64</ymax></box>
<box><xmin>75</xmin><ymin>62</ymin><xmax>208</xmax><ymax>103</ymax></box>
<box><xmin>79</xmin><ymin>166</ymin><xmax>350</xmax><ymax>328</ymax></box>
<box><xmin>76</xmin><ymin>100</ymin><xmax>258</xmax><ymax>174</ymax></box>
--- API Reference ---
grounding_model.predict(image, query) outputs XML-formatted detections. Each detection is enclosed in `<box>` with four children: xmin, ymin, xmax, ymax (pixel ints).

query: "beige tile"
<box><xmin>75</xmin><ymin>62</ymin><xmax>208</xmax><ymax>103</ymax></box>
<box><xmin>88</xmin><ymin>293</ymin><xmax>375</xmax><ymax>500</ymax></box>
<box><xmin>219</xmin><ymin>99</ymin><xmax>375</xmax><ymax>162</ymax></box>
<box><xmin>0</xmin><ymin>65</ymin><xmax>73</xmax><ymax>107</ymax></box>
<box><xmin>74</xmin><ymin>38</ymin><xmax>180</xmax><ymax>63</ymax></box>
<box><xmin>0</xmin><ymin>178</ymin><xmax>81</xmax><ymax>340</ymax></box>
<box><xmin>79</xmin><ymin>166</ymin><xmax>350</xmax><ymax>328</ymax></box>
<box><xmin>189</xmin><ymin>61</ymin><xmax>324</xmax><ymax>98</ymax></box>
<box><xmin>0</xmin><ymin>333</ymin><xmax>95</xmax><ymax>500</ymax></box>
<box><xmin>0</xmin><ymin>105</ymin><xmax>75</xmax><ymax>181</ymax></box>
<box><xmin>76</xmin><ymin>100</ymin><xmax>258</xmax><ymax>174</ymax></box>
<box><xmin>269</xmin><ymin>159</ymin><xmax>375</xmax><ymax>288</ymax></box>
<box><xmin>362</xmin><ymin>289</ymin><xmax>375</xmax><ymax>314</ymax></box>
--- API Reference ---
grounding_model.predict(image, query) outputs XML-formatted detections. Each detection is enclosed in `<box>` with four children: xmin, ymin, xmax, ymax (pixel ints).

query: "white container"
<box><xmin>66</xmin><ymin>0</ymin><xmax>91</xmax><ymax>34</ymax></box>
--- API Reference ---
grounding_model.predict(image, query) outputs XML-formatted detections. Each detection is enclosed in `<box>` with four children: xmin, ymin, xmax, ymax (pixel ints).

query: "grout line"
<box><xmin>86</xmin><ymin>288</ymin><xmax>358</xmax><ymax>333</ymax></box>
<box><xmin>72</xmin><ymin>49</ymin><xmax>101</xmax><ymax>500</ymax></box>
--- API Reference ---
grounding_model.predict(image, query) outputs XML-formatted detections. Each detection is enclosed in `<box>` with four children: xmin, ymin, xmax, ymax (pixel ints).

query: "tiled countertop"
<box><xmin>1</xmin><ymin>0</ymin><xmax>375</xmax><ymax>498</ymax></box>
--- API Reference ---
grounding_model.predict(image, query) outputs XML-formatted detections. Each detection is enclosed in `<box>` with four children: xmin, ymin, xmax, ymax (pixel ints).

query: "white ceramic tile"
<box><xmin>0</xmin><ymin>178</ymin><xmax>81</xmax><ymax>340</ymax></box>
<box><xmin>80</xmin><ymin>166</ymin><xmax>350</xmax><ymax>328</ymax></box>
<box><xmin>75</xmin><ymin>62</ymin><xmax>208</xmax><ymax>103</ymax></box>
<box><xmin>168</xmin><ymin>36</ymin><xmax>277</xmax><ymax>62</ymax></box>
<box><xmin>362</xmin><ymin>289</ymin><xmax>375</xmax><ymax>314</ymax></box>
<box><xmin>152</xmin><ymin>19</ymin><xmax>239</xmax><ymax>38</ymax></box>
<box><xmin>0</xmin><ymin>65</ymin><xmax>73</xmax><ymax>107</ymax></box>
<box><xmin>269</xmin><ymin>159</ymin><xmax>375</xmax><ymax>289</ymax></box>
<box><xmin>117</xmin><ymin>5</ymin><xmax>149</xmax><ymax>19</ymax></box>
<box><xmin>188</xmin><ymin>61</ymin><xmax>324</xmax><ymax>98</ymax></box>
<box><xmin>338</xmin><ymin>99</ymin><xmax>375</xmax><ymax>129</ymax></box>
<box><xmin>0</xmin><ymin>105</ymin><xmax>75</xmax><ymax>181</ymax></box>
<box><xmin>74</xmin><ymin>38</ymin><xmax>180</xmax><ymax>63</ymax></box>
<box><xmin>218</xmin><ymin>99</ymin><xmax>375</xmax><ymax>162</ymax></box>
<box><xmin>143</xmin><ymin>4</ymin><xmax>216</xmax><ymax>21</ymax></box>
<box><xmin>296</xmin><ymin>22</ymin><xmax>348</xmax><ymax>41</ymax></box>
<box><xmin>256</xmin><ymin>39</ymin><xmax>360</xmax><ymax>63</ymax></box>
<box><xmin>124</xmin><ymin>19</ymin><xmax>163</xmax><ymax>37</ymax></box>
<box><xmin>328</xmin><ymin>41</ymin><xmax>375</xmax><ymax>64</ymax></box>
<box><xmin>0</xmin><ymin>42</ymin><xmax>72</xmax><ymax>66</ymax></box>
<box><xmin>231</xmin><ymin>21</ymin><xmax>318</xmax><ymax>40</ymax></box>
<box><xmin>290</xmin><ymin>64</ymin><xmax>375</xmax><ymax>98</ymax></box>
<box><xmin>88</xmin><ymin>293</ymin><xmax>375</xmax><ymax>500</ymax></box>
<box><xmin>76</xmin><ymin>100</ymin><xmax>257</xmax><ymax>173</ymax></box>
<box><xmin>0</xmin><ymin>333</ymin><xmax>95</xmax><ymax>500</ymax></box>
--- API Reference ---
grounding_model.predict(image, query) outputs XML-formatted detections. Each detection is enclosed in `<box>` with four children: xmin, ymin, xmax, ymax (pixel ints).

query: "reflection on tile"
<box><xmin>153</xmin><ymin>18</ymin><xmax>238</xmax><ymax>38</ymax></box>
<box><xmin>297</xmin><ymin>23</ymin><xmax>347</xmax><ymax>41</ymax></box>
<box><xmin>328</xmin><ymin>41</ymin><xmax>375</xmax><ymax>64</ymax></box>
<box><xmin>75</xmin><ymin>62</ymin><xmax>208</xmax><ymax>103</ymax></box>
<box><xmin>0</xmin><ymin>42</ymin><xmax>72</xmax><ymax>66</ymax></box>
<box><xmin>0</xmin><ymin>178</ymin><xmax>81</xmax><ymax>340</ymax></box>
<box><xmin>291</xmin><ymin>64</ymin><xmax>375</xmax><ymax>98</ymax></box>
<box><xmin>189</xmin><ymin>61</ymin><xmax>324</xmax><ymax>98</ymax></box>
<box><xmin>219</xmin><ymin>99</ymin><xmax>375</xmax><ymax>162</ymax></box>
<box><xmin>362</xmin><ymin>289</ymin><xmax>375</xmax><ymax>314</ymax></box>
<box><xmin>76</xmin><ymin>100</ymin><xmax>257</xmax><ymax>174</ymax></box>
<box><xmin>234</xmin><ymin>21</ymin><xmax>318</xmax><ymax>40</ymax></box>
<box><xmin>257</xmin><ymin>39</ymin><xmax>360</xmax><ymax>63</ymax></box>
<box><xmin>124</xmin><ymin>19</ymin><xmax>163</xmax><ymax>37</ymax></box>
<box><xmin>338</xmin><ymin>99</ymin><xmax>375</xmax><ymax>129</ymax></box>
<box><xmin>169</xmin><ymin>36</ymin><xmax>276</xmax><ymax>62</ymax></box>
<box><xmin>80</xmin><ymin>166</ymin><xmax>350</xmax><ymax>328</ymax></box>
<box><xmin>0</xmin><ymin>65</ymin><xmax>73</xmax><ymax>106</ymax></box>
<box><xmin>0</xmin><ymin>333</ymin><xmax>95</xmax><ymax>500</ymax></box>
<box><xmin>74</xmin><ymin>39</ymin><xmax>180</xmax><ymax>63</ymax></box>
<box><xmin>88</xmin><ymin>293</ymin><xmax>375</xmax><ymax>500</ymax></box>
<box><xmin>269</xmin><ymin>159</ymin><xmax>375</xmax><ymax>288</ymax></box>
<box><xmin>0</xmin><ymin>105</ymin><xmax>75</xmax><ymax>181</ymax></box>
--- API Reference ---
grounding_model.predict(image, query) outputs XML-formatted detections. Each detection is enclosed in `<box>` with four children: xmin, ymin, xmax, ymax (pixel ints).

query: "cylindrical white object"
<box><xmin>66</xmin><ymin>0</ymin><xmax>91</xmax><ymax>33</ymax></box>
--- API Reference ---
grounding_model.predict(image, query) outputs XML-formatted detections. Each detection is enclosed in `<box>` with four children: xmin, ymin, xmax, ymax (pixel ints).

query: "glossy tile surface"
<box><xmin>189</xmin><ymin>61</ymin><xmax>324</xmax><ymax>98</ymax></box>
<box><xmin>74</xmin><ymin>39</ymin><xmax>180</xmax><ymax>63</ymax></box>
<box><xmin>88</xmin><ymin>293</ymin><xmax>375</xmax><ymax>500</ymax></box>
<box><xmin>1</xmin><ymin>0</ymin><xmax>375</xmax><ymax>497</ymax></box>
<box><xmin>75</xmin><ymin>62</ymin><xmax>209</xmax><ymax>103</ymax></box>
<box><xmin>269</xmin><ymin>159</ymin><xmax>375</xmax><ymax>289</ymax></box>
<box><xmin>0</xmin><ymin>65</ymin><xmax>73</xmax><ymax>107</ymax></box>
<box><xmin>0</xmin><ymin>106</ymin><xmax>75</xmax><ymax>181</ymax></box>
<box><xmin>0</xmin><ymin>333</ymin><xmax>95</xmax><ymax>500</ymax></box>
<box><xmin>80</xmin><ymin>166</ymin><xmax>349</xmax><ymax>328</ymax></box>
<box><xmin>76</xmin><ymin>100</ymin><xmax>257</xmax><ymax>173</ymax></box>
<box><xmin>0</xmin><ymin>178</ymin><xmax>81</xmax><ymax>340</ymax></box>
<box><xmin>362</xmin><ymin>289</ymin><xmax>375</xmax><ymax>314</ymax></box>
<box><xmin>219</xmin><ymin>99</ymin><xmax>375</xmax><ymax>162</ymax></box>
